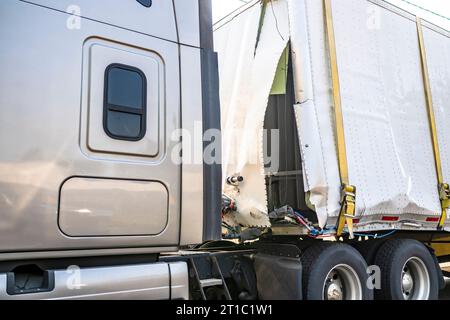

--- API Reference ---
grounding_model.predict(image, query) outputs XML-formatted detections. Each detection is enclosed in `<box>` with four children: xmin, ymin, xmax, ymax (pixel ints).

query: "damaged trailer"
<box><xmin>216</xmin><ymin>0</ymin><xmax>450</xmax><ymax>236</ymax></box>
<box><xmin>215</xmin><ymin>0</ymin><xmax>450</xmax><ymax>300</ymax></box>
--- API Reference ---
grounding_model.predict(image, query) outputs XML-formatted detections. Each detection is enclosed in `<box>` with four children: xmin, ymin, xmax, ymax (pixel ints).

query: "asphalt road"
<box><xmin>440</xmin><ymin>278</ymin><xmax>450</xmax><ymax>300</ymax></box>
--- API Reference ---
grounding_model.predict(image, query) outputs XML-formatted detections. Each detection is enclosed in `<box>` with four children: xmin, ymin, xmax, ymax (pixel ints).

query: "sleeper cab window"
<box><xmin>103</xmin><ymin>64</ymin><xmax>147</xmax><ymax>141</ymax></box>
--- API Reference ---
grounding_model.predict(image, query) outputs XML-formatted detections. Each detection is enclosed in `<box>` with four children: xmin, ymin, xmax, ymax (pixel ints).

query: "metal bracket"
<box><xmin>438</xmin><ymin>183</ymin><xmax>450</xmax><ymax>229</ymax></box>
<box><xmin>336</xmin><ymin>184</ymin><xmax>356</xmax><ymax>238</ymax></box>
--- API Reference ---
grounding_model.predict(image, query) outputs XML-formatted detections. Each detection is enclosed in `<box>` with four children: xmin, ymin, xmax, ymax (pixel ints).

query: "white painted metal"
<box><xmin>293</xmin><ymin>0</ymin><xmax>446</xmax><ymax>229</ymax></box>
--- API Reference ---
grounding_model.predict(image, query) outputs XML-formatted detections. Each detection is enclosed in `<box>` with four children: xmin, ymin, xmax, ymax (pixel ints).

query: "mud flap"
<box><xmin>254</xmin><ymin>243</ymin><xmax>302</xmax><ymax>300</ymax></box>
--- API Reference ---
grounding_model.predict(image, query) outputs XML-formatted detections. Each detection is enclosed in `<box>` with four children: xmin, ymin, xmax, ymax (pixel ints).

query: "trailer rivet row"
<box><xmin>324</xmin><ymin>1</ymin><xmax>449</xmax><ymax>236</ymax></box>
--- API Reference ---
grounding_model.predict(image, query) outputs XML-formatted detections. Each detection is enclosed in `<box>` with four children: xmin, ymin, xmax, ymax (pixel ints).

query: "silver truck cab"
<box><xmin>0</xmin><ymin>0</ymin><xmax>221</xmax><ymax>299</ymax></box>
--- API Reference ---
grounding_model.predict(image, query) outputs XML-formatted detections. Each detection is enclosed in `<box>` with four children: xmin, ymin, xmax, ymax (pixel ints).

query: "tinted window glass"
<box><xmin>107</xmin><ymin>111</ymin><xmax>142</xmax><ymax>138</ymax></box>
<box><xmin>104</xmin><ymin>64</ymin><xmax>146</xmax><ymax>141</ymax></box>
<box><xmin>107</xmin><ymin>67</ymin><xmax>144</xmax><ymax>110</ymax></box>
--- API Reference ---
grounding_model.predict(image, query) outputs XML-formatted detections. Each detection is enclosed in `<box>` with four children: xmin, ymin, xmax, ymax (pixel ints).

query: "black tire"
<box><xmin>353</xmin><ymin>240</ymin><xmax>387</xmax><ymax>266</ymax></box>
<box><xmin>302</xmin><ymin>243</ymin><xmax>374</xmax><ymax>300</ymax></box>
<box><xmin>374</xmin><ymin>239</ymin><xmax>439</xmax><ymax>300</ymax></box>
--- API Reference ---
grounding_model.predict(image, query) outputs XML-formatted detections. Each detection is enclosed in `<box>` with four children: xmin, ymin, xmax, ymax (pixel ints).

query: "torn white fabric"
<box><xmin>215</xmin><ymin>0</ymin><xmax>289</xmax><ymax>226</ymax></box>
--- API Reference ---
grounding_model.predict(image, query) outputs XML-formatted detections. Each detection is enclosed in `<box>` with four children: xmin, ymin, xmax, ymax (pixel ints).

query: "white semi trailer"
<box><xmin>0</xmin><ymin>0</ymin><xmax>449</xmax><ymax>300</ymax></box>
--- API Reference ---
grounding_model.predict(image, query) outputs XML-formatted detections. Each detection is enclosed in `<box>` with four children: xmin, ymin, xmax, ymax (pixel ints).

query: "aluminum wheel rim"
<box><xmin>401</xmin><ymin>257</ymin><xmax>430</xmax><ymax>300</ymax></box>
<box><xmin>323</xmin><ymin>264</ymin><xmax>363</xmax><ymax>300</ymax></box>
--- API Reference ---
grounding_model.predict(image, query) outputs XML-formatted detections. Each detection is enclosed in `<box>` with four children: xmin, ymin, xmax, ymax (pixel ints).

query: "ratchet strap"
<box><xmin>417</xmin><ymin>17</ymin><xmax>449</xmax><ymax>229</ymax></box>
<box><xmin>324</xmin><ymin>0</ymin><xmax>356</xmax><ymax>238</ymax></box>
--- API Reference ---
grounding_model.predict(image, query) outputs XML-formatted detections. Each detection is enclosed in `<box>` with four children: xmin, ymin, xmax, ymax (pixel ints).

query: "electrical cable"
<box><xmin>353</xmin><ymin>230</ymin><xmax>397</xmax><ymax>239</ymax></box>
<box><xmin>293</xmin><ymin>210</ymin><xmax>397</xmax><ymax>239</ymax></box>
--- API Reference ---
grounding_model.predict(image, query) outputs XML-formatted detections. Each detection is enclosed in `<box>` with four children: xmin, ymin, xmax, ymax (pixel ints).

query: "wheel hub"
<box><xmin>402</xmin><ymin>268</ymin><xmax>414</xmax><ymax>298</ymax></box>
<box><xmin>323</xmin><ymin>266</ymin><xmax>362</xmax><ymax>300</ymax></box>
<box><xmin>401</xmin><ymin>257</ymin><xmax>430</xmax><ymax>300</ymax></box>
<box><xmin>325</xmin><ymin>279</ymin><xmax>344</xmax><ymax>300</ymax></box>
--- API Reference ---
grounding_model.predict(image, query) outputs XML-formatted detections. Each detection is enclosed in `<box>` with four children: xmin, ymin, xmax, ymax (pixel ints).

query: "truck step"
<box><xmin>189</xmin><ymin>256</ymin><xmax>232</xmax><ymax>300</ymax></box>
<box><xmin>199</xmin><ymin>278</ymin><xmax>223</xmax><ymax>288</ymax></box>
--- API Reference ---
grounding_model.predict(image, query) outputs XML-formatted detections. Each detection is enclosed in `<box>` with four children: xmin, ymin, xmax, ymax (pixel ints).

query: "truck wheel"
<box><xmin>374</xmin><ymin>239</ymin><xmax>439</xmax><ymax>300</ymax></box>
<box><xmin>302</xmin><ymin>243</ymin><xmax>373</xmax><ymax>300</ymax></box>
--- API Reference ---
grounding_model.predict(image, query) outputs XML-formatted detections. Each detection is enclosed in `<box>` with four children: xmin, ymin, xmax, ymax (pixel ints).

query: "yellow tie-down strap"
<box><xmin>417</xmin><ymin>17</ymin><xmax>448</xmax><ymax>229</ymax></box>
<box><xmin>324</xmin><ymin>0</ymin><xmax>356</xmax><ymax>238</ymax></box>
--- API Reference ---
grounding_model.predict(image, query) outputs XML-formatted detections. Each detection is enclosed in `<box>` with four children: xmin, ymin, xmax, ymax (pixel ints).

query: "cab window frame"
<box><xmin>103</xmin><ymin>63</ymin><xmax>147</xmax><ymax>141</ymax></box>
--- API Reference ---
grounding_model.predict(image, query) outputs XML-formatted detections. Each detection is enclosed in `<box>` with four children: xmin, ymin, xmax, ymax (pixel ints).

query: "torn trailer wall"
<box><xmin>215</xmin><ymin>0</ymin><xmax>289</xmax><ymax>227</ymax></box>
<box><xmin>214</xmin><ymin>0</ymin><xmax>450</xmax><ymax>234</ymax></box>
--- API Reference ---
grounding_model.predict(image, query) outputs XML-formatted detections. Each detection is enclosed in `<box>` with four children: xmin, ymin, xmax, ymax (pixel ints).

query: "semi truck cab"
<box><xmin>2</xmin><ymin>0</ymin><xmax>450</xmax><ymax>301</ymax></box>
<box><xmin>0</xmin><ymin>0</ymin><xmax>221</xmax><ymax>299</ymax></box>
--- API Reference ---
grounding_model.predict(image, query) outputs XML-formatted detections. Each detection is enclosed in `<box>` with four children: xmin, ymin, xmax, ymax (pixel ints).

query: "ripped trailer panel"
<box><xmin>214</xmin><ymin>0</ymin><xmax>450</xmax><ymax>233</ymax></box>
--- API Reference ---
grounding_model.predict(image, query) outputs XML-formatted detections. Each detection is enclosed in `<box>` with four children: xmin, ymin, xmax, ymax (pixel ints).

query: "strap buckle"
<box><xmin>336</xmin><ymin>184</ymin><xmax>356</xmax><ymax>238</ymax></box>
<box><xmin>438</xmin><ymin>183</ymin><xmax>450</xmax><ymax>229</ymax></box>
